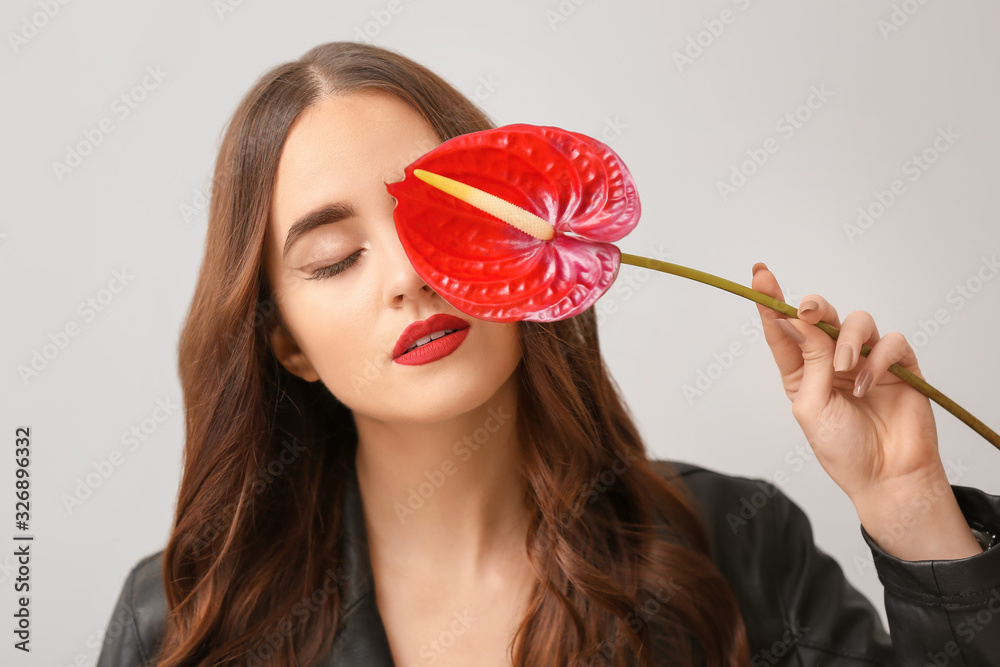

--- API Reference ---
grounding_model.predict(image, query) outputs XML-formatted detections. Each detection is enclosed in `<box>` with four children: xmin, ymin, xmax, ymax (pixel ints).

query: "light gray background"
<box><xmin>3</xmin><ymin>0</ymin><xmax>999</xmax><ymax>664</ymax></box>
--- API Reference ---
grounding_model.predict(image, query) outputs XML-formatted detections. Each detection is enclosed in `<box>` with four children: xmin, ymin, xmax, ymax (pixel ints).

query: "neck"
<box><xmin>352</xmin><ymin>375</ymin><xmax>530</xmax><ymax>579</ymax></box>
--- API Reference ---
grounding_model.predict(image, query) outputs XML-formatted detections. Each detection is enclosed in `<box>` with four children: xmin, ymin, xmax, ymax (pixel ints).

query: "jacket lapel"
<box><xmin>320</xmin><ymin>460</ymin><xmax>397</xmax><ymax>666</ymax></box>
<box><xmin>320</xmin><ymin>460</ymin><xmax>700</xmax><ymax>664</ymax></box>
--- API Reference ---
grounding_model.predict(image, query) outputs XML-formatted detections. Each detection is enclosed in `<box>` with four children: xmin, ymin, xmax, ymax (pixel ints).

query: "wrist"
<box><xmin>853</xmin><ymin>469</ymin><xmax>983</xmax><ymax>561</ymax></box>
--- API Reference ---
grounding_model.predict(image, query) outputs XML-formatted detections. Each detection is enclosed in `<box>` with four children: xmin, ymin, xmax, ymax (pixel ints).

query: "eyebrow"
<box><xmin>282</xmin><ymin>202</ymin><xmax>358</xmax><ymax>260</ymax></box>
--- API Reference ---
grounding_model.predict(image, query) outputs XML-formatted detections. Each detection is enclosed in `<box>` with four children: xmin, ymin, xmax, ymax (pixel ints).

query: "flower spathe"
<box><xmin>385</xmin><ymin>123</ymin><xmax>1000</xmax><ymax>450</ymax></box>
<box><xmin>386</xmin><ymin>123</ymin><xmax>640</xmax><ymax>322</ymax></box>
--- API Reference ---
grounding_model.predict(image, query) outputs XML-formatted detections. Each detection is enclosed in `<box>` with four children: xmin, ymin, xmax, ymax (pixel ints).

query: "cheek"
<box><xmin>485</xmin><ymin>323</ymin><xmax>523</xmax><ymax>373</ymax></box>
<box><xmin>289</xmin><ymin>288</ymin><xmax>380</xmax><ymax>379</ymax></box>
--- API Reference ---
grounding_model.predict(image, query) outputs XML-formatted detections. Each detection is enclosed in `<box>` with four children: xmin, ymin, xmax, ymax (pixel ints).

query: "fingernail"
<box><xmin>854</xmin><ymin>370</ymin><xmax>873</xmax><ymax>397</ymax></box>
<box><xmin>775</xmin><ymin>318</ymin><xmax>806</xmax><ymax>344</ymax></box>
<box><xmin>798</xmin><ymin>300</ymin><xmax>819</xmax><ymax>316</ymax></box>
<box><xmin>752</xmin><ymin>262</ymin><xmax>768</xmax><ymax>276</ymax></box>
<box><xmin>834</xmin><ymin>343</ymin><xmax>854</xmax><ymax>372</ymax></box>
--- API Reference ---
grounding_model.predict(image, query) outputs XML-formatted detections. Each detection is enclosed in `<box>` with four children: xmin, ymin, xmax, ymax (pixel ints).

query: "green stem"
<box><xmin>619</xmin><ymin>253</ymin><xmax>1000</xmax><ymax>452</ymax></box>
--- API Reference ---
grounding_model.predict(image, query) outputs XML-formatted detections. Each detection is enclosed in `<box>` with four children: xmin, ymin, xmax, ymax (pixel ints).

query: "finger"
<box><xmin>771</xmin><ymin>312</ymin><xmax>836</xmax><ymax>414</ymax></box>
<box><xmin>751</xmin><ymin>263</ymin><xmax>805</xmax><ymax>380</ymax></box>
<box><xmin>852</xmin><ymin>331</ymin><xmax>925</xmax><ymax>398</ymax></box>
<box><xmin>831</xmin><ymin>311</ymin><xmax>880</xmax><ymax>374</ymax></box>
<box><xmin>795</xmin><ymin>294</ymin><xmax>842</xmax><ymax>330</ymax></box>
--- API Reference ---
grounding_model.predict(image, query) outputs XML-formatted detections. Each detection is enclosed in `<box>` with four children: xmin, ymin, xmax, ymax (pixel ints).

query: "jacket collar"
<box><xmin>323</xmin><ymin>458</ymin><xmax>691</xmax><ymax>664</ymax></box>
<box><xmin>321</xmin><ymin>457</ymin><xmax>396</xmax><ymax>665</ymax></box>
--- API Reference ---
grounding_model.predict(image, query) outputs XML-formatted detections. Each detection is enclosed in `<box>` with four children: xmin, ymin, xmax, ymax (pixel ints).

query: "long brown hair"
<box><xmin>161</xmin><ymin>41</ymin><xmax>749</xmax><ymax>666</ymax></box>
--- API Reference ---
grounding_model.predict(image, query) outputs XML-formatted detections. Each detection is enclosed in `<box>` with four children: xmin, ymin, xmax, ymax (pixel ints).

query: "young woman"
<box><xmin>96</xmin><ymin>42</ymin><xmax>1000</xmax><ymax>667</ymax></box>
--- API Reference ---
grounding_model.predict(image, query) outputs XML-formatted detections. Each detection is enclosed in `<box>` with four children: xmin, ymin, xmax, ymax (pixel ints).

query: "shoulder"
<box><xmin>126</xmin><ymin>549</ymin><xmax>170</xmax><ymax>642</ymax></box>
<box><xmin>647</xmin><ymin>458</ymin><xmax>816</xmax><ymax>570</ymax></box>
<box><xmin>648</xmin><ymin>458</ymin><xmax>791</xmax><ymax>529</ymax></box>
<box><xmin>648</xmin><ymin>458</ymin><xmax>893</xmax><ymax>663</ymax></box>
<box><xmin>96</xmin><ymin>549</ymin><xmax>168</xmax><ymax>667</ymax></box>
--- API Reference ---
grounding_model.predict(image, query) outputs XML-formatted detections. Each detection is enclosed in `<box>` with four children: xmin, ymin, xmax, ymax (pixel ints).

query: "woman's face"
<box><xmin>263</xmin><ymin>90</ymin><xmax>522</xmax><ymax>423</ymax></box>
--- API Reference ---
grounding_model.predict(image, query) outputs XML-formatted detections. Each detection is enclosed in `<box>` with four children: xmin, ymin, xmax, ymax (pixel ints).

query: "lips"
<box><xmin>393</xmin><ymin>313</ymin><xmax>471</xmax><ymax>360</ymax></box>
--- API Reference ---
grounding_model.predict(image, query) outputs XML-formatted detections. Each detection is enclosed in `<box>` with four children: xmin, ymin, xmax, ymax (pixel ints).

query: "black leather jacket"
<box><xmin>96</xmin><ymin>459</ymin><xmax>1000</xmax><ymax>666</ymax></box>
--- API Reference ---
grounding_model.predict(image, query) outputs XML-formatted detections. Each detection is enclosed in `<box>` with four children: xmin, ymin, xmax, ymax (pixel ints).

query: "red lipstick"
<box><xmin>393</xmin><ymin>313</ymin><xmax>471</xmax><ymax>366</ymax></box>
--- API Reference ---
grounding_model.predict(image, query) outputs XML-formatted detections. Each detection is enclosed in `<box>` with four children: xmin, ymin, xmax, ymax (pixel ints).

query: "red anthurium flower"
<box><xmin>385</xmin><ymin>123</ymin><xmax>640</xmax><ymax>323</ymax></box>
<box><xmin>385</xmin><ymin>123</ymin><xmax>1000</xmax><ymax>451</ymax></box>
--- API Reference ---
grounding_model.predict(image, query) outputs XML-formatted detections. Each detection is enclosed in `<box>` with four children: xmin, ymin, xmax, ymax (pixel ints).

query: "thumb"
<box><xmin>774</xmin><ymin>316</ymin><xmax>836</xmax><ymax>414</ymax></box>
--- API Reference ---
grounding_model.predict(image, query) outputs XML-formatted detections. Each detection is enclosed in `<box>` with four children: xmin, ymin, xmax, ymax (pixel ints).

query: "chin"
<box><xmin>344</xmin><ymin>372</ymin><xmax>517</xmax><ymax>426</ymax></box>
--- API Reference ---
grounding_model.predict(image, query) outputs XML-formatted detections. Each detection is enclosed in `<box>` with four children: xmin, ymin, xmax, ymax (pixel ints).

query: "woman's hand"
<box><xmin>750</xmin><ymin>262</ymin><xmax>982</xmax><ymax>561</ymax></box>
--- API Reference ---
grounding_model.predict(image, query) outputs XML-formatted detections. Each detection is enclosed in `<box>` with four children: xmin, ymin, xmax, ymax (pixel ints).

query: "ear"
<box><xmin>267</xmin><ymin>318</ymin><xmax>321</xmax><ymax>383</ymax></box>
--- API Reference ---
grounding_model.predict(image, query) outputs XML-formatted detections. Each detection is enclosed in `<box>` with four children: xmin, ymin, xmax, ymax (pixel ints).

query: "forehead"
<box><xmin>269</xmin><ymin>90</ymin><xmax>440</xmax><ymax>232</ymax></box>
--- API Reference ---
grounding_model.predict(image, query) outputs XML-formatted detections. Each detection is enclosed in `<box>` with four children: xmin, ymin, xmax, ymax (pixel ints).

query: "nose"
<box><xmin>379</xmin><ymin>215</ymin><xmax>435</xmax><ymax>307</ymax></box>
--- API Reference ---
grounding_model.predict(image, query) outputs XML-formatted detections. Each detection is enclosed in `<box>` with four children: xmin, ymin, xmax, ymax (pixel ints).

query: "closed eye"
<box><xmin>307</xmin><ymin>249</ymin><xmax>363</xmax><ymax>280</ymax></box>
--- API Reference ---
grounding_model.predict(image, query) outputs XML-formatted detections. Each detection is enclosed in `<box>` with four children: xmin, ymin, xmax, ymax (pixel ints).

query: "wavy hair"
<box><xmin>160</xmin><ymin>41</ymin><xmax>750</xmax><ymax>666</ymax></box>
